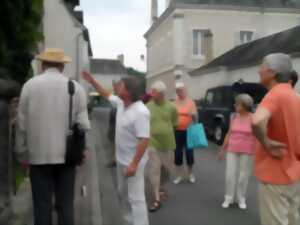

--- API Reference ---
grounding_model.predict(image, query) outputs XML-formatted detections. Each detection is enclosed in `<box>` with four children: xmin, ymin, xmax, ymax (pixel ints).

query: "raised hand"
<box><xmin>82</xmin><ymin>71</ymin><xmax>94</xmax><ymax>83</ymax></box>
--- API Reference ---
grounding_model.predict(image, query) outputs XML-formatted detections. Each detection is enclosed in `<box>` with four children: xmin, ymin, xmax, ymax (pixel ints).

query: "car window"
<box><xmin>206</xmin><ymin>91</ymin><xmax>214</xmax><ymax>104</ymax></box>
<box><xmin>213</xmin><ymin>90</ymin><xmax>223</xmax><ymax>104</ymax></box>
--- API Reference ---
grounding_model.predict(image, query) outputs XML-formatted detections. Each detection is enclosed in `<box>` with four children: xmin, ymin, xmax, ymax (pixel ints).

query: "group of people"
<box><xmin>82</xmin><ymin>71</ymin><xmax>198</xmax><ymax>221</ymax></box>
<box><xmin>218</xmin><ymin>53</ymin><xmax>300</xmax><ymax>225</ymax></box>
<box><xmin>14</xmin><ymin>47</ymin><xmax>300</xmax><ymax>225</ymax></box>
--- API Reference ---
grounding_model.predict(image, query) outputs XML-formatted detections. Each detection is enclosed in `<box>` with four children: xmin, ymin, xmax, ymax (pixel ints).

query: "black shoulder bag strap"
<box><xmin>68</xmin><ymin>80</ymin><xmax>75</xmax><ymax>130</ymax></box>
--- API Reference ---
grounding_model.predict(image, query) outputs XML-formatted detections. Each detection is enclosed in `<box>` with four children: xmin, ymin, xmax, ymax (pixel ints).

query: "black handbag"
<box><xmin>65</xmin><ymin>80</ymin><xmax>86</xmax><ymax>166</ymax></box>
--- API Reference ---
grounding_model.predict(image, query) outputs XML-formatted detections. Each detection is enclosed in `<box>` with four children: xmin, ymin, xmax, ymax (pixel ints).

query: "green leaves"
<box><xmin>0</xmin><ymin>0</ymin><xmax>43</xmax><ymax>84</ymax></box>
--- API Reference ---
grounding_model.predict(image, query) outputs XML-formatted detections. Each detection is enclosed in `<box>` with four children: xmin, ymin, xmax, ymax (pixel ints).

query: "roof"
<box><xmin>145</xmin><ymin>0</ymin><xmax>300</xmax><ymax>38</ymax></box>
<box><xmin>74</xmin><ymin>11</ymin><xmax>83</xmax><ymax>24</ymax></box>
<box><xmin>82</xmin><ymin>28</ymin><xmax>93</xmax><ymax>57</ymax></box>
<box><xmin>90</xmin><ymin>59</ymin><xmax>128</xmax><ymax>75</ymax></box>
<box><xmin>174</xmin><ymin>0</ymin><xmax>300</xmax><ymax>8</ymax></box>
<box><xmin>190</xmin><ymin>25</ymin><xmax>300</xmax><ymax>76</ymax></box>
<box><xmin>64</xmin><ymin>0</ymin><xmax>79</xmax><ymax>8</ymax></box>
<box><xmin>62</xmin><ymin>2</ymin><xmax>93</xmax><ymax>57</ymax></box>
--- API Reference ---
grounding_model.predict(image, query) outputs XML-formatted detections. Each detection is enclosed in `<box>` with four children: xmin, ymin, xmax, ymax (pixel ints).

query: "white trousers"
<box><xmin>117</xmin><ymin>161</ymin><xmax>149</xmax><ymax>225</ymax></box>
<box><xmin>225</xmin><ymin>152</ymin><xmax>252</xmax><ymax>202</ymax></box>
<box><xmin>259</xmin><ymin>182</ymin><xmax>300</xmax><ymax>225</ymax></box>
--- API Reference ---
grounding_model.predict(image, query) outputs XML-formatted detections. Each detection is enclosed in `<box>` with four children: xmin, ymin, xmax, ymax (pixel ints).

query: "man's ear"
<box><xmin>59</xmin><ymin>64</ymin><xmax>65</xmax><ymax>73</ymax></box>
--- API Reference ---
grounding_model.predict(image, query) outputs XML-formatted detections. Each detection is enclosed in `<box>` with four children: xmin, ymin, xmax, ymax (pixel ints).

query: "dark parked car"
<box><xmin>87</xmin><ymin>92</ymin><xmax>112</xmax><ymax>114</ymax></box>
<box><xmin>197</xmin><ymin>82</ymin><xmax>267</xmax><ymax>145</ymax></box>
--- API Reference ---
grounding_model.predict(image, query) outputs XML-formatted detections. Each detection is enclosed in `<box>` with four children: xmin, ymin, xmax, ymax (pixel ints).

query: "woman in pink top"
<box><xmin>218</xmin><ymin>94</ymin><xmax>255</xmax><ymax>210</ymax></box>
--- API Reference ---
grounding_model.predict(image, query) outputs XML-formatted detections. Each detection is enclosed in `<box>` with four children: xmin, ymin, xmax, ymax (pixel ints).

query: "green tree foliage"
<box><xmin>0</xmin><ymin>0</ymin><xmax>43</xmax><ymax>84</ymax></box>
<box><xmin>126</xmin><ymin>67</ymin><xmax>147</xmax><ymax>92</ymax></box>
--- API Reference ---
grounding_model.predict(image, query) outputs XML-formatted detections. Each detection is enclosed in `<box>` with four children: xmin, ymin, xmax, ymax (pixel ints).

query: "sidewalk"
<box><xmin>8</xmin><ymin>178</ymin><xmax>33</xmax><ymax>225</ymax></box>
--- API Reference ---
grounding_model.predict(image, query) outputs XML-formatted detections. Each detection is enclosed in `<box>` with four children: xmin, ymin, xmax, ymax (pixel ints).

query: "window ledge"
<box><xmin>191</xmin><ymin>55</ymin><xmax>206</xmax><ymax>60</ymax></box>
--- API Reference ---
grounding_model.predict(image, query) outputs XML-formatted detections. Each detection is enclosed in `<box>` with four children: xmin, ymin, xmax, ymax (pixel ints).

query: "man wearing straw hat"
<box><xmin>16</xmin><ymin>48</ymin><xmax>90</xmax><ymax>225</ymax></box>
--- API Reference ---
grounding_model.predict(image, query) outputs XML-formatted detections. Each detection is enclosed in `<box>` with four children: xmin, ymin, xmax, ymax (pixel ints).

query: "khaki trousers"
<box><xmin>259</xmin><ymin>181</ymin><xmax>300</xmax><ymax>225</ymax></box>
<box><xmin>147</xmin><ymin>148</ymin><xmax>174</xmax><ymax>201</ymax></box>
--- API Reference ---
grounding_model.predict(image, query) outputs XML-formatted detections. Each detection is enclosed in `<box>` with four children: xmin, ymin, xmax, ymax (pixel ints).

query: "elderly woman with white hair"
<box><xmin>146</xmin><ymin>81</ymin><xmax>178</xmax><ymax>212</ymax></box>
<box><xmin>218</xmin><ymin>94</ymin><xmax>255</xmax><ymax>210</ymax></box>
<box><xmin>174</xmin><ymin>82</ymin><xmax>198</xmax><ymax>184</ymax></box>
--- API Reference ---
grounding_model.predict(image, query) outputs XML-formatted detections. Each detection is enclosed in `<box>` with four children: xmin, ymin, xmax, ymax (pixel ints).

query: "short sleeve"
<box><xmin>171</xmin><ymin>104</ymin><xmax>178</xmax><ymax>127</ymax></box>
<box><xmin>74</xmin><ymin>83</ymin><xmax>91</xmax><ymax>131</ymax></box>
<box><xmin>134</xmin><ymin>109</ymin><xmax>150</xmax><ymax>139</ymax></box>
<box><xmin>259</xmin><ymin>92</ymin><xmax>278</xmax><ymax>115</ymax></box>
<box><xmin>108</xmin><ymin>95</ymin><xmax>123</xmax><ymax>108</ymax></box>
<box><xmin>190</xmin><ymin>99</ymin><xmax>197</xmax><ymax>114</ymax></box>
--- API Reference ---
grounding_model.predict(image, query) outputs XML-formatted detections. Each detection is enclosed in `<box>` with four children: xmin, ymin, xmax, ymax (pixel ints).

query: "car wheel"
<box><xmin>214</xmin><ymin>123</ymin><xmax>225</xmax><ymax>145</ymax></box>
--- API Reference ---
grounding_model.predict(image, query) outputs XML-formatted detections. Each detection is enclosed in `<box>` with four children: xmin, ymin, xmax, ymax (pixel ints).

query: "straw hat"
<box><xmin>36</xmin><ymin>48</ymin><xmax>72</xmax><ymax>63</ymax></box>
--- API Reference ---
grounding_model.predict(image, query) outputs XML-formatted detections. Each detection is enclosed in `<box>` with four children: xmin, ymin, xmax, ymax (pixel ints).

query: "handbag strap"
<box><xmin>68</xmin><ymin>80</ymin><xmax>75</xmax><ymax>130</ymax></box>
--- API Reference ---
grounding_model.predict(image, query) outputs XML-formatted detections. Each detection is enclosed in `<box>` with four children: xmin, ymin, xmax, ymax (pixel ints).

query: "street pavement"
<box><xmin>149</xmin><ymin>144</ymin><xmax>260</xmax><ymax>225</ymax></box>
<box><xmin>92</xmin><ymin>108</ymin><xmax>260</xmax><ymax>225</ymax></box>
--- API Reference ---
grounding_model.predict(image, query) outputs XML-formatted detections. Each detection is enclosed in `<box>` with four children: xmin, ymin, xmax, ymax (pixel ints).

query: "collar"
<box><xmin>271</xmin><ymin>83</ymin><xmax>292</xmax><ymax>91</ymax></box>
<box><xmin>45</xmin><ymin>68</ymin><xmax>61</xmax><ymax>75</ymax></box>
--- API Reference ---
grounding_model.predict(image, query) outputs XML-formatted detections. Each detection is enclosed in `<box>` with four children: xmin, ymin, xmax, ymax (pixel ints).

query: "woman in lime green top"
<box><xmin>147</xmin><ymin>81</ymin><xmax>177</xmax><ymax>212</ymax></box>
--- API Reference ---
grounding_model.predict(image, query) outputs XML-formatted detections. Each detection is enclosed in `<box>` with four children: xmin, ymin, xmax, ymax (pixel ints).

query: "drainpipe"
<box><xmin>76</xmin><ymin>29</ymin><xmax>85</xmax><ymax>81</ymax></box>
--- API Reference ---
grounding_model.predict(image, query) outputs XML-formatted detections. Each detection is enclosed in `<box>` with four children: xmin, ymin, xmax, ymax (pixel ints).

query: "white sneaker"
<box><xmin>238</xmin><ymin>199</ymin><xmax>247</xmax><ymax>210</ymax></box>
<box><xmin>222</xmin><ymin>196</ymin><xmax>233</xmax><ymax>209</ymax></box>
<box><xmin>173</xmin><ymin>177</ymin><xmax>183</xmax><ymax>184</ymax></box>
<box><xmin>189</xmin><ymin>174</ymin><xmax>196</xmax><ymax>183</ymax></box>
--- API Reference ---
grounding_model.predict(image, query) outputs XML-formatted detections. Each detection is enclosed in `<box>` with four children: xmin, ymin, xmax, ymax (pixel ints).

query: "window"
<box><xmin>192</xmin><ymin>29</ymin><xmax>202</xmax><ymax>56</ymax></box>
<box><xmin>213</xmin><ymin>90</ymin><xmax>223</xmax><ymax>104</ymax></box>
<box><xmin>206</xmin><ymin>91</ymin><xmax>214</xmax><ymax>105</ymax></box>
<box><xmin>192</xmin><ymin>29</ymin><xmax>213</xmax><ymax>59</ymax></box>
<box><xmin>240</xmin><ymin>31</ymin><xmax>254</xmax><ymax>44</ymax></box>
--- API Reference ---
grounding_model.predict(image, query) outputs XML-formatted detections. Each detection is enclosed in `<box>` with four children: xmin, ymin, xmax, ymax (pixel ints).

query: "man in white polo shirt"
<box><xmin>82</xmin><ymin>71</ymin><xmax>150</xmax><ymax>225</ymax></box>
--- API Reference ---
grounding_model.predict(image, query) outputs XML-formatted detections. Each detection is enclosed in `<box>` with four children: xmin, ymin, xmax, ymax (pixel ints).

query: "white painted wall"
<box><xmin>189</xmin><ymin>57</ymin><xmax>300</xmax><ymax>100</ymax></box>
<box><xmin>93</xmin><ymin>74</ymin><xmax>125</xmax><ymax>92</ymax></box>
<box><xmin>147</xmin><ymin>15</ymin><xmax>174</xmax><ymax>77</ymax></box>
<box><xmin>184</xmin><ymin>8</ymin><xmax>300</xmax><ymax>70</ymax></box>
<box><xmin>146</xmin><ymin>5</ymin><xmax>300</xmax><ymax>96</ymax></box>
<box><xmin>189</xmin><ymin>68</ymin><xmax>230</xmax><ymax>99</ymax></box>
<box><xmin>42</xmin><ymin>0</ymin><xmax>90</xmax><ymax>80</ymax></box>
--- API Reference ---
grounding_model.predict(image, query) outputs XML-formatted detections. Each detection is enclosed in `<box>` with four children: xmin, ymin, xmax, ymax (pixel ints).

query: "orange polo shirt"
<box><xmin>255</xmin><ymin>84</ymin><xmax>300</xmax><ymax>185</ymax></box>
<box><xmin>175</xmin><ymin>98</ymin><xmax>197</xmax><ymax>131</ymax></box>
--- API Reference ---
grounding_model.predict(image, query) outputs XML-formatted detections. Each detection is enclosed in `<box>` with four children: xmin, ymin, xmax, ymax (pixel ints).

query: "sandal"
<box><xmin>159</xmin><ymin>191</ymin><xmax>168</xmax><ymax>201</ymax></box>
<box><xmin>149</xmin><ymin>200</ymin><xmax>162</xmax><ymax>212</ymax></box>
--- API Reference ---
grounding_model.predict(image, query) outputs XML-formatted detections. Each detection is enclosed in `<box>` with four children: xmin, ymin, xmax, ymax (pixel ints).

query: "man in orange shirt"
<box><xmin>252</xmin><ymin>53</ymin><xmax>300</xmax><ymax>225</ymax></box>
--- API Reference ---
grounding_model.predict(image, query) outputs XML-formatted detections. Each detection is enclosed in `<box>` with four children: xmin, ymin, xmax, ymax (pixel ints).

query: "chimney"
<box><xmin>117</xmin><ymin>54</ymin><xmax>124</xmax><ymax>65</ymax></box>
<box><xmin>151</xmin><ymin>0</ymin><xmax>158</xmax><ymax>23</ymax></box>
<box><xmin>165</xmin><ymin>0</ymin><xmax>170</xmax><ymax>8</ymax></box>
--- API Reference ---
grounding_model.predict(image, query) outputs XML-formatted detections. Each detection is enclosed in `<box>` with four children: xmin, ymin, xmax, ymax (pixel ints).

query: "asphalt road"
<box><xmin>149</xmin><ymin>143</ymin><xmax>260</xmax><ymax>225</ymax></box>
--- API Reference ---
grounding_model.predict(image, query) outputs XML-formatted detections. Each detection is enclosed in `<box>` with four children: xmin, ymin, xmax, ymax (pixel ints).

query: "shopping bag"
<box><xmin>187</xmin><ymin>123</ymin><xmax>208</xmax><ymax>149</ymax></box>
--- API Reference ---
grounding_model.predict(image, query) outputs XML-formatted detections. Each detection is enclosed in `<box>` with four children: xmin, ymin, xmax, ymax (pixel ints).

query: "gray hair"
<box><xmin>263</xmin><ymin>53</ymin><xmax>293</xmax><ymax>83</ymax></box>
<box><xmin>151</xmin><ymin>81</ymin><xmax>167</xmax><ymax>93</ymax></box>
<box><xmin>235</xmin><ymin>94</ymin><xmax>254</xmax><ymax>112</ymax></box>
<box><xmin>121</xmin><ymin>77</ymin><xmax>143</xmax><ymax>102</ymax></box>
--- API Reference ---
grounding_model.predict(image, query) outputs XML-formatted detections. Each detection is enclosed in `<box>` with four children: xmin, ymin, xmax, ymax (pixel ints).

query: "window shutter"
<box><xmin>202</xmin><ymin>30</ymin><xmax>213</xmax><ymax>63</ymax></box>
